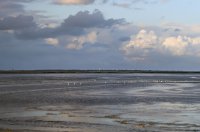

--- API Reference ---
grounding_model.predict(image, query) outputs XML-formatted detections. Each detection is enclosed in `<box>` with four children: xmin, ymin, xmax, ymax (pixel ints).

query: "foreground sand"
<box><xmin>0</xmin><ymin>73</ymin><xmax>200</xmax><ymax>132</ymax></box>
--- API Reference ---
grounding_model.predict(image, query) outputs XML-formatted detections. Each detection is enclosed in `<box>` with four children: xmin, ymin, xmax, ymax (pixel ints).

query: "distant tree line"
<box><xmin>0</xmin><ymin>70</ymin><xmax>200</xmax><ymax>74</ymax></box>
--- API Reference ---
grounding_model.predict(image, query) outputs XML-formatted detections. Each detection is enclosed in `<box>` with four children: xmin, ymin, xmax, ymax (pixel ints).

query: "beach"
<box><xmin>0</xmin><ymin>73</ymin><xmax>200</xmax><ymax>132</ymax></box>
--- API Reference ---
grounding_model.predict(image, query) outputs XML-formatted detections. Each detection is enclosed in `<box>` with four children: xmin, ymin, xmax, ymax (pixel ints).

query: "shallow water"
<box><xmin>0</xmin><ymin>73</ymin><xmax>200</xmax><ymax>131</ymax></box>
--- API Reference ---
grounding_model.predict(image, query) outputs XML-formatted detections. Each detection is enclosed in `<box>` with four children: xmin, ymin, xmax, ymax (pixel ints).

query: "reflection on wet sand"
<box><xmin>0</xmin><ymin>73</ymin><xmax>200</xmax><ymax>131</ymax></box>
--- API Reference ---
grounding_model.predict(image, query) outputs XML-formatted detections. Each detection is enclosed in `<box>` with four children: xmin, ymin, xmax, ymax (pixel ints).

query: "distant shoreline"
<box><xmin>0</xmin><ymin>70</ymin><xmax>200</xmax><ymax>74</ymax></box>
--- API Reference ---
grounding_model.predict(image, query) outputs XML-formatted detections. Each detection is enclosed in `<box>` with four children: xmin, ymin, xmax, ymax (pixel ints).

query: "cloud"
<box><xmin>0</xmin><ymin>15</ymin><xmax>36</xmax><ymax>30</ymax></box>
<box><xmin>110</xmin><ymin>0</ymin><xmax>165</xmax><ymax>9</ymax></box>
<box><xmin>113</xmin><ymin>2</ymin><xmax>131</xmax><ymax>8</ymax></box>
<box><xmin>102</xmin><ymin>0</ymin><xmax>109</xmax><ymax>3</ymax></box>
<box><xmin>0</xmin><ymin>0</ymin><xmax>35</xmax><ymax>17</ymax></box>
<box><xmin>15</xmin><ymin>10</ymin><xmax>124</xmax><ymax>39</ymax></box>
<box><xmin>162</xmin><ymin>22</ymin><xmax>200</xmax><ymax>35</ymax></box>
<box><xmin>131</xmin><ymin>0</ymin><xmax>167</xmax><ymax>4</ymax></box>
<box><xmin>0</xmin><ymin>2</ymin><xmax>23</xmax><ymax>17</ymax></box>
<box><xmin>128</xmin><ymin>29</ymin><xmax>158</xmax><ymax>49</ymax></box>
<box><xmin>53</xmin><ymin>0</ymin><xmax>95</xmax><ymax>5</ymax></box>
<box><xmin>45</xmin><ymin>38</ymin><xmax>59</xmax><ymax>46</ymax></box>
<box><xmin>162</xmin><ymin>36</ymin><xmax>188</xmax><ymax>56</ymax></box>
<box><xmin>163</xmin><ymin>36</ymin><xmax>200</xmax><ymax>56</ymax></box>
<box><xmin>0</xmin><ymin>0</ymin><xmax>56</xmax><ymax>33</ymax></box>
<box><xmin>61</xmin><ymin>10</ymin><xmax>124</xmax><ymax>28</ymax></box>
<box><xmin>121</xmin><ymin>29</ymin><xmax>200</xmax><ymax>61</ymax></box>
<box><xmin>121</xmin><ymin>29</ymin><xmax>158</xmax><ymax>60</ymax></box>
<box><xmin>66</xmin><ymin>31</ymin><xmax>97</xmax><ymax>50</ymax></box>
<box><xmin>0</xmin><ymin>0</ymin><xmax>35</xmax><ymax>2</ymax></box>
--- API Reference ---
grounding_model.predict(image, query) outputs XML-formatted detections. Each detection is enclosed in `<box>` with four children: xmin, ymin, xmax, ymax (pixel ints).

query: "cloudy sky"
<box><xmin>1</xmin><ymin>0</ymin><xmax>200</xmax><ymax>70</ymax></box>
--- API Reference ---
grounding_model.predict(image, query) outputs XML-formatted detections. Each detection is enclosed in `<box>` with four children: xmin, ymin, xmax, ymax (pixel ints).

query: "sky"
<box><xmin>1</xmin><ymin>0</ymin><xmax>200</xmax><ymax>70</ymax></box>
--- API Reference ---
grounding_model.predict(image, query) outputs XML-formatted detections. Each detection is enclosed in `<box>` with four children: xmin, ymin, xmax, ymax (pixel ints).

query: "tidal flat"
<box><xmin>0</xmin><ymin>73</ymin><xmax>200</xmax><ymax>132</ymax></box>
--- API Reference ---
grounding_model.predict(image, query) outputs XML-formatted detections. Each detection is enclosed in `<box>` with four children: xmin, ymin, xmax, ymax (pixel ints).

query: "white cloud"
<box><xmin>163</xmin><ymin>36</ymin><xmax>200</xmax><ymax>56</ymax></box>
<box><xmin>121</xmin><ymin>29</ymin><xmax>158</xmax><ymax>60</ymax></box>
<box><xmin>45</xmin><ymin>38</ymin><xmax>59</xmax><ymax>46</ymax></box>
<box><xmin>66</xmin><ymin>31</ymin><xmax>97</xmax><ymax>50</ymax></box>
<box><xmin>121</xmin><ymin>29</ymin><xmax>200</xmax><ymax>61</ymax></box>
<box><xmin>130</xmin><ymin>29</ymin><xmax>157</xmax><ymax>49</ymax></box>
<box><xmin>53</xmin><ymin>0</ymin><xmax>94</xmax><ymax>5</ymax></box>
<box><xmin>190</xmin><ymin>37</ymin><xmax>200</xmax><ymax>45</ymax></box>
<box><xmin>162</xmin><ymin>36</ymin><xmax>188</xmax><ymax>56</ymax></box>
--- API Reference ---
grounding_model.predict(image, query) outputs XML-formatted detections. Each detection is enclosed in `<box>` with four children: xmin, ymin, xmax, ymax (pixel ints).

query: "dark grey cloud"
<box><xmin>0</xmin><ymin>0</ymin><xmax>36</xmax><ymax>17</ymax></box>
<box><xmin>102</xmin><ymin>0</ymin><xmax>109</xmax><ymax>4</ymax></box>
<box><xmin>111</xmin><ymin>0</ymin><xmax>159</xmax><ymax>9</ymax></box>
<box><xmin>15</xmin><ymin>10</ymin><xmax>125</xmax><ymax>39</ymax></box>
<box><xmin>0</xmin><ymin>0</ymin><xmax>34</xmax><ymax>2</ymax></box>
<box><xmin>119</xmin><ymin>36</ymin><xmax>130</xmax><ymax>42</ymax></box>
<box><xmin>131</xmin><ymin>0</ymin><xmax>157</xmax><ymax>4</ymax></box>
<box><xmin>113</xmin><ymin>2</ymin><xmax>131</xmax><ymax>8</ymax></box>
<box><xmin>0</xmin><ymin>2</ymin><xmax>23</xmax><ymax>17</ymax></box>
<box><xmin>61</xmin><ymin>10</ymin><xmax>124</xmax><ymax>28</ymax></box>
<box><xmin>0</xmin><ymin>15</ymin><xmax>36</xmax><ymax>30</ymax></box>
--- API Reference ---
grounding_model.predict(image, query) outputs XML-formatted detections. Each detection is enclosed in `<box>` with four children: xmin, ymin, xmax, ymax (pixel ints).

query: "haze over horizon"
<box><xmin>1</xmin><ymin>0</ymin><xmax>200</xmax><ymax>70</ymax></box>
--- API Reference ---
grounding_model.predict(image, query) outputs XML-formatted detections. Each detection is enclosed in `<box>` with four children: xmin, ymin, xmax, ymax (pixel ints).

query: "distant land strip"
<box><xmin>0</xmin><ymin>70</ymin><xmax>200</xmax><ymax>74</ymax></box>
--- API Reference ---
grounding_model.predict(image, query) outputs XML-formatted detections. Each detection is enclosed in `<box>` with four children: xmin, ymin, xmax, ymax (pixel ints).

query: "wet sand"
<box><xmin>0</xmin><ymin>73</ymin><xmax>200</xmax><ymax>132</ymax></box>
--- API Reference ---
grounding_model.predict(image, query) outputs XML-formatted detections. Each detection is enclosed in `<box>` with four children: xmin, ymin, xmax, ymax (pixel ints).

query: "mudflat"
<box><xmin>0</xmin><ymin>73</ymin><xmax>200</xmax><ymax>132</ymax></box>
